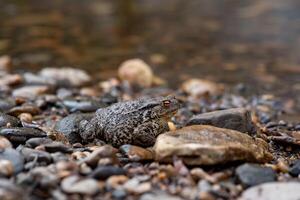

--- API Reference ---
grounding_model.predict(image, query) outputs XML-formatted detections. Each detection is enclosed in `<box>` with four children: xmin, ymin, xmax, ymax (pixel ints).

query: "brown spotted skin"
<box><xmin>79</xmin><ymin>96</ymin><xmax>180</xmax><ymax>147</ymax></box>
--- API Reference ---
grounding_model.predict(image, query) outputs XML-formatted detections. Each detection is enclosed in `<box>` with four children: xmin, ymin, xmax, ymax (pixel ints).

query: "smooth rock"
<box><xmin>0</xmin><ymin>99</ymin><xmax>15</xmax><ymax>112</ymax></box>
<box><xmin>0</xmin><ymin>74</ymin><xmax>22</xmax><ymax>86</ymax></box>
<box><xmin>123</xmin><ymin>178</ymin><xmax>151</xmax><ymax>194</ymax></box>
<box><xmin>25</xmin><ymin>138</ymin><xmax>53</xmax><ymax>148</ymax></box>
<box><xmin>0</xmin><ymin>148</ymin><xmax>24</xmax><ymax>174</ymax></box>
<box><xmin>289</xmin><ymin>159</ymin><xmax>300</xmax><ymax>177</ymax></box>
<box><xmin>55</xmin><ymin>113</ymin><xmax>94</xmax><ymax>143</ymax></box>
<box><xmin>118</xmin><ymin>59</ymin><xmax>153</xmax><ymax>88</ymax></box>
<box><xmin>0</xmin><ymin>113</ymin><xmax>21</xmax><ymax>127</ymax></box>
<box><xmin>61</xmin><ymin>175</ymin><xmax>99</xmax><ymax>195</ymax></box>
<box><xmin>187</xmin><ymin>108</ymin><xmax>256</xmax><ymax>134</ymax></box>
<box><xmin>7</xmin><ymin>105</ymin><xmax>41</xmax><ymax>116</ymax></box>
<box><xmin>12</xmin><ymin>85</ymin><xmax>51</xmax><ymax>98</ymax></box>
<box><xmin>0</xmin><ymin>55</ymin><xmax>11</xmax><ymax>72</ymax></box>
<box><xmin>62</xmin><ymin>98</ymin><xmax>104</xmax><ymax>112</ymax></box>
<box><xmin>119</xmin><ymin>145</ymin><xmax>154</xmax><ymax>161</ymax></box>
<box><xmin>181</xmin><ymin>78</ymin><xmax>223</xmax><ymax>97</ymax></box>
<box><xmin>235</xmin><ymin>163</ymin><xmax>276</xmax><ymax>187</ymax></box>
<box><xmin>0</xmin><ymin>159</ymin><xmax>14</xmax><ymax>177</ymax></box>
<box><xmin>0</xmin><ymin>136</ymin><xmax>12</xmax><ymax>149</ymax></box>
<box><xmin>39</xmin><ymin>67</ymin><xmax>91</xmax><ymax>87</ymax></box>
<box><xmin>90</xmin><ymin>166</ymin><xmax>126</xmax><ymax>180</ymax></box>
<box><xmin>0</xmin><ymin>127</ymin><xmax>47</xmax><ymax>143</ymax></box>
<box><xmin>83</xmin><ymin>145</ymin><xmax>118</xmax><ymax>167</ymax></box>
<box><xmin>23</xmin><ymin>72</ymin><xmax>55</xmax><ymax>85</ymax></box>
<box><xmin>43</xmin><ymin>142</ymin><xmax>72</xmax><ymax>153</ymax></box>
<box><xmin>154</xmin><ymin>125</ymin><xmax>273</xmax><ymax>165</ymax></box>
<box><xmin>19</xmin><ymin>146</ymin><xmax>52</xmax><ymax>163</ymax></box>
<box><xmin>0</xmin><ymin>178</ymin><xmax>27</xmax><ymax>200</ymax></box>
<box><xmin>140</xmin><ymin>191</ymin><xmax>183</xmax><ymax>200</ymax></box>
<box><xmin>239</xmin><ymin>182</ymin><xmax>300</xmax><ymax>200</ymax></box>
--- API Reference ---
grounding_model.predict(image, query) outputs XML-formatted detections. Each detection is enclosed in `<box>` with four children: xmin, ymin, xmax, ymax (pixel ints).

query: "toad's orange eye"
<box><xmin>163</xmin><ymin>100</ymin><xmax>171</xmax><ymax>107</ymax></box>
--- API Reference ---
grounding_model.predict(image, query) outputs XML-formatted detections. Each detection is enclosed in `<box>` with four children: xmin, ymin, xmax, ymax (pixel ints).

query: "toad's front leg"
<box><xmin>132</xmin><ymin>121</ymin><xmax>168</xmax><ymax>147</ymax></box>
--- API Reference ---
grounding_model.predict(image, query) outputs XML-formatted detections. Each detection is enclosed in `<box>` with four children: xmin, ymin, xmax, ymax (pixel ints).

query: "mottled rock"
<box><xmin>154</xmin><ymin>125</ymin><xmax>272</xmax><ymax>165</ymax></box>
<box><xmin>12</xmin><ymin>85</ymin><xmax>51</xmax><ymax>98</ymax></box>
<box><xmin>90</xmin><ymin>166</ymin><xmax>126</xmax><ymax>180</ymax></box>
<box><xmin>118</xmin><ymin>59</ymin><xmax>153</xmax><ymax>88</ymax></box>
<box><xmin>0</xmin><ymin>148</ymin><xmax>24</xmax><ymax>174</ymax></box>
<box><xmin>289</xmin><ymin>159</ymin><xmax>300</xmax><ymax>177</ymax></box>
<box><xmin>187</xmin><ymin>108</ymin><xmax>256</xmax><ymax>134</ymax></box>
<box><xmin>55</xmin><ymin>113</ymin><xmax>94</xmax><ymax>143</ymax></box>
<box><xmin>181</xmin><ymin>78</ymin><xmax>223</xmax><ymax>97</ymax></box>
<box><xmin>0</xmin><ymin>113</ymin><xmax>21</xmax><ymax>127</ymax></box>
<box><xmin>235</xmin><ymin>163</ymin><xmax>276</xmax><ymax>187</ymax></box>
<box><xmin>61</xmin><ymin>175</ymin><xmax>99</xmax><ymax>195</ymax></box>
<box><xmin>119</xmin><ymin>145</ymin><xmax>154</xmax><ymax>161</ymax></box>
<box><xmin>0</xmin><ymin>127</ymin><xmax>47</xmax><ymax>143</ymax></box>
<box><xmin>239</xmin><ymin>182</ymin><xmax>300</xmax><ymax>200</ymax></box>
<box><xmin>39</xmin><ymin>67</ymin><xmax>91</xmax><ymax>87</ymax></box>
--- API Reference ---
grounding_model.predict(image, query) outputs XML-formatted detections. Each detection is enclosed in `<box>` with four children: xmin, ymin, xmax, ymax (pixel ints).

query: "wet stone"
<box><xmin>187</xmin><ymin>108</ymin><xmax>256</xmax><ymax>134</ymax></box>
<box><xmin>43</xmin><ymin>142</ymin><xmax>72</xmax><ymax>153</ymax></box>
<box><xmin>62</xmin><ymin>98</ymin><xmax>105</xmax><ymax>112</ymax></box>
<box><xmin>239</xmin><ymin>182</ymin><xmax>300</xmax><ymax>200</ymax></box>
<box><xmin>89</xmin><ymin>166</ymin><xmax>126</xmax><ymax>180</ymax></box>
<box><xmin>0</xmin><ymin>127</ymin><xmax>47</xmax><ymax>143</ymax></box>
<box><xmin>0</xmin><ymin>148</ymin><xmax>24</xmax><ymax>174</ymax></box>
<box><xmin>235</xmin><ymin>163</ymin><xmax>276</xmax><ymax>188</ymax></box>
<box><xmin>288</xmin><ymin>159</ymin><xmax>300</xmax><ymax>177</ymax></box>
<box><xmin>55</xmin><ymin>113</ymin><xmax>94</xmax><ymax>144</ymax></box>
<box><xmin>0</xmin><ymin>113</ymin><xmax>21</xmax><ymax>127</ymax></box>
<box><xmin>119</xmin><ymin>145</ymin><xmax>154</xmax><ymax>162</ymax></box>
<box><xmin>154</xmin><ymin>125</ymin><xmax>273</xmax><ymax>165</ymax></box>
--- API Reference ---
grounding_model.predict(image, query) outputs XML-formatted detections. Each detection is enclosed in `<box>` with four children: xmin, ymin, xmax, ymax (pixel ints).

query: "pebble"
<box><xmin>0</xmin><ymin>136</ymin><xmax>12</xmax><ymax>149</ymax></box>
<box><xmin>89</xmin><ymin>166</ymin><xmax>126</xmax><ymax>180</ymax></box>
<box><xmin>82</xmin><ymin>145</ymin><xmax>118</xmax><ymax>167</ymax></box>
<box><xmin>119</xmin><ymin>145</ymin><xmax>154</xmax><ymax>161</ymax></box>
<box><xmin>39</xmin><ymin>67</ymin><xmax>91</xmax><ymax>87</ymax></box>
<box><xmin>106</xmin><ymin>175</ymin><xmax>128</xmax><ymax>189</ymax></box>
<box><xmin>0</xmin><ymin>178</ymin><xmax>26</xmax><ymax>200</ymax></box>
<box><xmin>118</xmin><ymin>58</ymin><xmax>153</xmax><ymax>88</ymax></box>
<box><xmin>0</xmin><ymin>127</ymin><xmax>47</xmax><ymax>143</ymax></box>
<box><xmin>61</xmin><ymin>175</ymin><xmax>100</xmax><ymax>195</ymax></box>
<box><xmin>7</xmin><ymin>105</ymin><xmax>41</xmax><ymax>116</ymax></box>
<box><xmin>288</xmin><ymin>159</ymin><xmax>300</xmax><ymax>177</ymax></box>
<box><xmin>235</xmin><ymin>163</ymin><xmax>276</xmax><ymax>187</ymax></box>
<box><xmin>19</xmin><ymin>146</ymin><xmax>52</xmax><ymax>164</ymax></box>
<box><xmin>0</xmin><ymin>159</ymin><xmax>14</xmax><ymax>177</ymax></box>
<box><xmin>0</xmin><ymin>99</ymin><xmax>15</xmax><ymax>112</ymax></box>
<box><xmin>18</xmin><ymin>113</ymin><xmax>32</xmax><ymax>123</ymax></box>
<box><xmin>43</xmin><ymin>142</ymin><xmax>72</xmax><ymax>153</ymax></box>
<box><xmin>0</xmin><ymin>148</ymin><xmax>24</xmax><ymax>174</ymax></box>
<box><xmin>12</xmin><ymin>85</ymin><xmax>51</xmax><ymax>99</ymax></box>
<box><xmin>187</xmin><ymin>108</ymin><xmax>256</xmax><ymax>134</ymax></box>
<box><xmin>0</xmin><ymin>113</ymin><xmax>21</xmax><ymax>127</ymax></box>
<box><xmin>25</xmin><ymin>137</ymin><xmax>53</xmax><ymax>148</ymax></box>
<box><xmin>62</xmin><ymin>98</ymin><xmax>104</xmax><ymax>112</ymax></box>
<box><xmin>181</xmin><ymin>78</ymin><xmax>223</xmax><ymax>97</ymax></box>
<box><xmin>154</xmin><ymin>125</ymin><xmax>273</xmax><ymax>165</ymax></box>
<box><xmin>140</xmin><ymin>191</ymin><xmax>183</xmax><ymax>200</ymax></box>
<box><xmin>239</xmin><ymin>182</ymin><xmax>300</xmax><ymax>200</ymax></box>
<box><xmin>0</xmin><ymin>74</ymin><xmax>23</xmax><ymax>86</ymax></box>
<box><xmin>0</xmin><ymin>55</ymin><xmax>12</xmax><ymax>72</ymax></box>
<box><xmin>55</xmin><ymin>113</ymin><xmax>94</xmax><ymax>143</ymax></box>
<box><xmin>123</xmin><ymin>178</ymin><xmax>152</xmax><ymax>194</ymax></box>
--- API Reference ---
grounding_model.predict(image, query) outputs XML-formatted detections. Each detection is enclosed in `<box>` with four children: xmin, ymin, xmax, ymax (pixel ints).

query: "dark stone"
<box><xmin>289</xmin><ymin>159</ymin><xmax>300</xmax><ymax>177</ymax></box>
<box><xmin>0</xmin><ymin>113</ymin><xmax>21</xmax><ymax>127</ymax></box>
<box><xmin>43</xmin><ymin>142</ymin><xmax>72</xmax><ymax>153</ymax></box>
<box><xmin>62</xmin><ymin>98</ymin><xmax>105</xmax><ymax>112</ymax></box>
<box><xmin>0</xmin><ymin>178</ymin><xmax>27</xmax><ymax>200</ymax></box>
<box><xmin>235</xmin><ymin>163</ymin><xmax>276</xmax><ymax>188</ymax></box>
<box><xmin>0</xmin><ymin>148</ymin><xmax>24</xmax><ymax>174</ymax></box>
<box><xmin>55</xmin><ymin>113</ymin><xmax>94</xmax><ymax>143</ymax></box>
<box><xmin>112</xmin><ymin>189</ymin><xmax>127</xmax><ymax>200</ymax></box>
<box><xmin>89</xmin><ymin>166</ymin><xmax>126</xmax><ymax>180</ymax></box>
<box><xmin>187</xmin><ymin>108</ymin><xmax>256</xmax><ymax>134</ymax></box>
<box><xmin>25</xmin><ymin>138</ymin><xmax>53</xmax><ymax>148</ymax></box>
<box><xmin>18</xmin><ymin>146</ymin><xmax>52</xmax><ymax>164</ymax></box>
<box><xmin>7</xmin><ymin>105</ymin><xmax>41</xmax><ymax>116</ymax></box>
<box><xmin>0</xmin><ymin>127</ymin><xmax>47</xmax><ymax>143</ymax></box>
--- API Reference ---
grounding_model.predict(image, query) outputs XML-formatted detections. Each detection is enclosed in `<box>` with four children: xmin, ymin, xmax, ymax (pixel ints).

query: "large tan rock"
<box><xmin>154</xmin><ymin>125</ymin><xmax>272</xmax><ymax>165</ymax></box>
<box><xmin>181</xmin><ymin>78</ymin><xmax>223</xmax><ymax>97</ymax></box>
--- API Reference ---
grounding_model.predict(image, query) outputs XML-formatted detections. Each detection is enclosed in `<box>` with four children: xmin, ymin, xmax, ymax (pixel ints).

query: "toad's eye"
<box><xmin>163</xmin><ymin>100</ymin><xmax>171</xmax><ymax>107</ymax></box>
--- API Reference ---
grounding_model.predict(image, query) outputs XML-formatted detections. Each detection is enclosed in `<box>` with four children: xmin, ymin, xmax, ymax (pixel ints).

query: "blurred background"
<box><xmin>0</xmin><ymin>0</ymin><xmax>300</xmax><ymax>99</ymax></box>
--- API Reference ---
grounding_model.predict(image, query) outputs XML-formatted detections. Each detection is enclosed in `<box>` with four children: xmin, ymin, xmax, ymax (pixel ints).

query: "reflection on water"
<box><xmin>0</xmin><ymin>0</ymin><xmax>300</xmax><ymax>98</ymax></box>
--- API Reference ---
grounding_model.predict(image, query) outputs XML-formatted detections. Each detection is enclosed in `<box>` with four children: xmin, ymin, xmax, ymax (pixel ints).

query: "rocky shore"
<box><xmin>0</xmin><ymin>56</ymin><xmax>299</xmax><ymax>200</ymax></box>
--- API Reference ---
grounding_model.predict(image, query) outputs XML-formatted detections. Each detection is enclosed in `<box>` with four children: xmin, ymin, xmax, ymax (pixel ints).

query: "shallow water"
<box><xmin>0</xmin><ymin>0</ymin><xmax>299</xmax><ymax>103</ymax></box>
